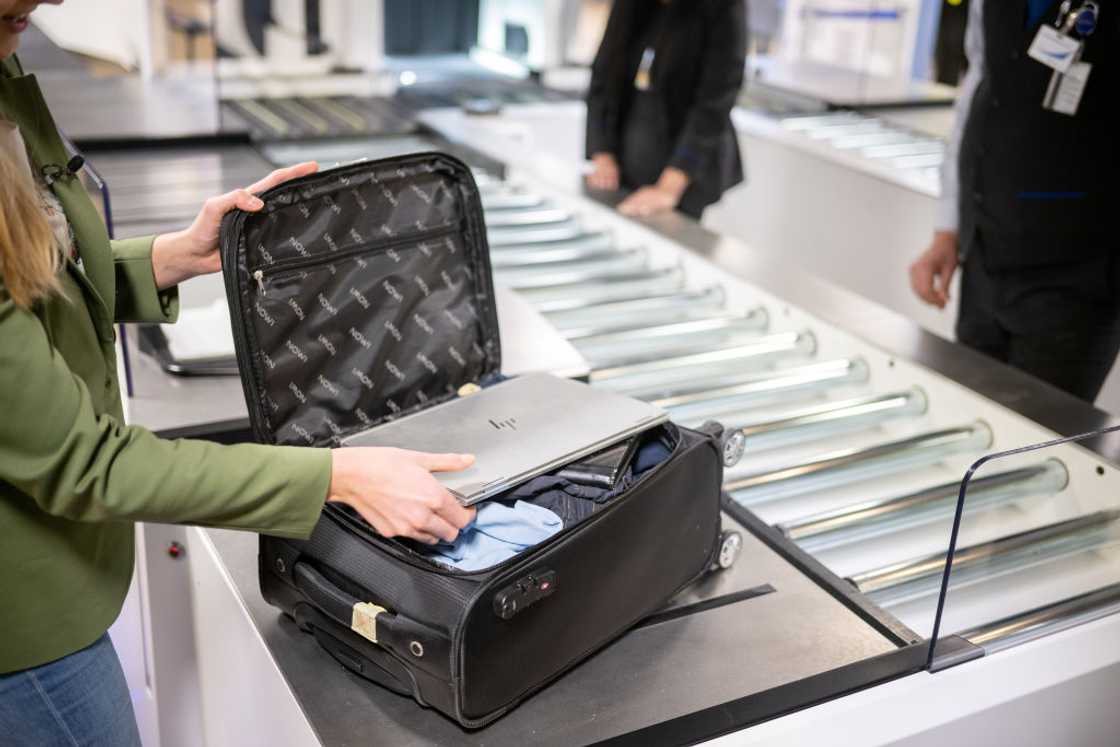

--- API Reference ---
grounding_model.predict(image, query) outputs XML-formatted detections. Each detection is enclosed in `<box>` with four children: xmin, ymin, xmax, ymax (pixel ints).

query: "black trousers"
<box><xmin>956</xmin><ymin>249</ymin><xmax>1120</xmax><ymax>403</ymax></box>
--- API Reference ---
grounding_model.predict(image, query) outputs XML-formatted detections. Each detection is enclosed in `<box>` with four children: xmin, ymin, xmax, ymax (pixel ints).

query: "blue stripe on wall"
<box><xmin>1018</xmin><ymin>191</ymin><xmax>1089</xmax><ymax>200</ymax></box>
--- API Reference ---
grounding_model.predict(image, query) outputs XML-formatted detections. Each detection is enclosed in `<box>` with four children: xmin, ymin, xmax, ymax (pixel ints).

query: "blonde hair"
<box><xmin>0</xmin><ymin>146</ymin><xmax>59</xmax><ymax>308</ymax></box>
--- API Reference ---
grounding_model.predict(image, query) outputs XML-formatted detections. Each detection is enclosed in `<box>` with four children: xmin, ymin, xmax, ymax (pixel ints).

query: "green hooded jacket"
<box><xmin>0</xmin><ymin>56</ymin><xmax>331</xmax><ymax>673</ymax></box>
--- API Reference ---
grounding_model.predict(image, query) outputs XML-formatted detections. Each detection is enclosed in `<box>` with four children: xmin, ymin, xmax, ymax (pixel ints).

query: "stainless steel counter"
<box><xmin>199</xmin><ymin>514</ymin><xmax>908</xmax><ymax>746</ymax></box>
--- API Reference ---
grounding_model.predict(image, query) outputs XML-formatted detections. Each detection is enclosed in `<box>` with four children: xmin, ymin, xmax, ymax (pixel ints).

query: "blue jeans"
<box><xmin>0</xmin><ymin>633</ymin><xmax>141</xmax><ymax>747</ymax></box>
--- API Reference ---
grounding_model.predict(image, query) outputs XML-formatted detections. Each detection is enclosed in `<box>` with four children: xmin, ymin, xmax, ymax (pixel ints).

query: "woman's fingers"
<box><xmin>202</xmin><ymin>189</ymin><xmax>263</xmax><ymax>221</ymax></box>
<box><xmin>435</xmin><ymin>495</ymin><xmax>476</xmax><ymax>530</ymax></box>
<box><xmin>200</xmin><ymin>160</ymin><xmax>318</xmax><ymax>220</ymax></box>
<box><xmin>425</xmin><ymin>514</ymin><xmax>461</xmax><ymax>544</ymax></box>
<box><xmin>410</xmin><ymin>530</ymin><xmax>441</xmax><ymax>545</ymax></box>
<box><xmin>247</xmin><ymin>161</ymin><xmax>319</xmax><ymax>195</ymax></box>
<box><xmin>408</xmin><ymin>451</ymin><xmax>475</xmax><ymax>473</ymax></box>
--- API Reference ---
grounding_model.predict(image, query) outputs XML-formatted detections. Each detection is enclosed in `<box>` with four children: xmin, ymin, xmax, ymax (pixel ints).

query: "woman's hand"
<box><xmin>328</xmin><ymin>448</ymin><xmax>477</xmax><ymax>544</ymax></box>
<box><xmin>618</xmin><ymin>167</ymin><xmax>689</xmax><ymax>218</ymax></box>
<box><xmin>586</xmin><ymin>152</ymin><xmax>620</xmax><ymax>191</ymax></box>
<box><xmin>150</xmin><ymin>161</ymin><xmax>319</xmax><ymax>289</ymax></box>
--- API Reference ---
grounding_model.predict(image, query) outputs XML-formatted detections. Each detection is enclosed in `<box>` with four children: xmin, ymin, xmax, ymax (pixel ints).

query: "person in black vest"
<box><xmin>910</xmin><ymin>0</ymin><xmax>1120</xmax><ymax>402</ymax></box>
<box><xmin>584</xmin><ymin>0</ymin><xmax>746</xmax><ymax>220</ymax></box>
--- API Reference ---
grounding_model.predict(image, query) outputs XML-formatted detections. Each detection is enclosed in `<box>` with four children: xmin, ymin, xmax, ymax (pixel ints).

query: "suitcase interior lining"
<box><xmin>225</xmin><ymin>155</ymin><xmax>501</xmax><ymax>447</ymax></box>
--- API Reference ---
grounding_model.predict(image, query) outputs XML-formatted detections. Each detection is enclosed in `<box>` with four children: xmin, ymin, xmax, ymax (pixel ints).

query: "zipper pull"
<box><xmin>253</xmin><ymin>269</ymin><xmax>266</xmax><ymax>296</ymax></box>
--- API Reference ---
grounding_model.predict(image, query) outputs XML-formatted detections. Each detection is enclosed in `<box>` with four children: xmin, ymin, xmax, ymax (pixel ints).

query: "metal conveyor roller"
<box><xmin>956</xmin><ymin>582</ymin><xmax>1120</xmax><ymax>655</ymax></box>
<box><xmin>851</xmin><ymin>509</ymin><xmax>1120</xmax><ymax>607</ymax></box>
<box><xmin>779</xmin><ymin>459</ymin><xmax>1069</xmax><ymax>552</ymax></box>
<box><xmin>716</xmin><ymin>388</ymin><xmax>930</xmax><ymax>451</ymax></box>
<box><xmin>727</xmin><ymin>422</ymin><xmax>994</xmax><ymax>506</ymax></box>
<box><xmin>629</xmin><ymin>358</ymin><xmax>865</xmax><ymax>417</ymax></box>
<box><xmin>545</xmin><ymin>287</ymin><xmax>732</xmax><ymax>335</ymax></box>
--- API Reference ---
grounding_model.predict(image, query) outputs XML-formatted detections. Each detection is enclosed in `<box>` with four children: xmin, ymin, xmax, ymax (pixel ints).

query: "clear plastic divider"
<box><xmin>928</xmin><ymin>426</ymin><xmax>1120</xmax><ymax>671</ymax></box>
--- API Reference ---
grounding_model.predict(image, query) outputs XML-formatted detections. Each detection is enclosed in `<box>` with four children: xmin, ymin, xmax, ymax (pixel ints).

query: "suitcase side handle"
<box><xmin>292</xmin><ymin>562</ymin><xmax>453</xmax><ymax>679</ymax></box>
<box><xmin>293</xmin><ymin>561</ymin><xmax>392</xmax><ymax>645</ymax></box>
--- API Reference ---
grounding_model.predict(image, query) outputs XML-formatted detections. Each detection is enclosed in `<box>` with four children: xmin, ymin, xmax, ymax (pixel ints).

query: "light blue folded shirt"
<box><xmin>428</xmin><ymin>500</ymin><xmax>563</xmax><ymax>571</ymax></box>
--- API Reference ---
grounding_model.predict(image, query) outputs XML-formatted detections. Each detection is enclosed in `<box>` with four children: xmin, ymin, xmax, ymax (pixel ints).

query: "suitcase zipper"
<box><xmin>249</xmin><ymin>222</ymin><xmax>462</xmax><ymax>296</ymax></box>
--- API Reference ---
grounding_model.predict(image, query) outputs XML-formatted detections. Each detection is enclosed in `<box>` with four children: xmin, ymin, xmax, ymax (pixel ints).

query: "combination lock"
<box><xmin>493</xmin><ymin>570</ymin><xmax>558</xmax><ymax>620</ymax></box>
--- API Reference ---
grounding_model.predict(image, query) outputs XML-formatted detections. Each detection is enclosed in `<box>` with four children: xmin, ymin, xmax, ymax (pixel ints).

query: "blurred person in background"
<box><xmin>585</xmin><ymin>0</ymin><xmax>747</xmax><ymax>220</ymax></box>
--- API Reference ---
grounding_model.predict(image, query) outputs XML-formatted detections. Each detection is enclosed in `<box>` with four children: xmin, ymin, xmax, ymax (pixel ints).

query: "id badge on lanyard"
<box><xmin>1028</xmin><ymin>0</ymin><xmax>1100</xmax><ymax>115</ymax></box>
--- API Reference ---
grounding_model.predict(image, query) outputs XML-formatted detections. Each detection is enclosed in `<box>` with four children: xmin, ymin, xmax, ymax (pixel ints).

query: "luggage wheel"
<box><xmin>697</xmin><ymin>421</ymin><xmax>746</xmax><ymax>468</ymax></box>
<box><xmin>713</xmin><ymin>530</ymin><xmax>742</xmax><ymax>571</ymax></box>
<box><xmin>722</xmin><ymin>430</ymin><xmax>746</xmax><ymax>468</ymax></box>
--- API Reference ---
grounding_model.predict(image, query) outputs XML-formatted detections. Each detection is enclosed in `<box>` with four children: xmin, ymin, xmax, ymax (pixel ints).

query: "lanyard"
<box><xmin>1055</xmin><ymin>1</ymin><xmax>1099</xmax><ymax>37</ymax></box>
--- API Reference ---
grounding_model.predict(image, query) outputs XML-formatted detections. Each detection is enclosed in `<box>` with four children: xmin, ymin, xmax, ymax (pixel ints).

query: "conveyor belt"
<box><xmin>222</xmin><ymin>96</ymin><xmax>416</xmax><ymax>141</ymax></box>
<box><xmin>219</xmin><ymin>78</ymin><xmax>576</xmax><ymax>143</ymax></box>
<box><xmin>392</xmin><ymin>78</ymin><xmax>578</xmax><ymax>113</ymax></box>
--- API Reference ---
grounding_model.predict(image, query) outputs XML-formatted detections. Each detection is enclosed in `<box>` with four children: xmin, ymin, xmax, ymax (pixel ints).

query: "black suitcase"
<box><xmin>220</xmin><ymin>153</ymin><xmax>729</xmax><ymax>728</ymax></box>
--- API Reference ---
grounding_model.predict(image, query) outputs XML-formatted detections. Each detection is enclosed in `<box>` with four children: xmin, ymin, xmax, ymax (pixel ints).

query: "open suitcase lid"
<box><xmin>220</xmin><ymin>153</ymin><xmax>501</xmax><ymax>448</ymax></box>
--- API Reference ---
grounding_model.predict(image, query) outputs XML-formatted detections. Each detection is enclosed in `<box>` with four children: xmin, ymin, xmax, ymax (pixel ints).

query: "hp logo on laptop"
<box><xmin>488</xmin><ymin>417</ymin><xmax>519</xmax><ymax>431</ymax></box>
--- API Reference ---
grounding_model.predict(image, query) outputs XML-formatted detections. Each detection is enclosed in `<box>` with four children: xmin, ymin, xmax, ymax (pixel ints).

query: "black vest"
<box><xmin>959</xmin><ymin>1</ymin><xmax>1120</xmax><ymax>270</ymax></box>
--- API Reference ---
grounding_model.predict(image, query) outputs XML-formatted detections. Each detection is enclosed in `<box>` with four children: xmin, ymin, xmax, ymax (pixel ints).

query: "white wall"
<box><xmin>31</xmin><ymin>0</ymin><xmax>148</xmax><ymax>71</ymax></box>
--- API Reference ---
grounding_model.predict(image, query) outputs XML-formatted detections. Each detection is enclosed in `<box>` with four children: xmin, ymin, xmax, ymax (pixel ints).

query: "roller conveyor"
<box><xmin>778</xmin><ymin>459</ymin><xmax>1069</xmax><ymax>552</ymax></box>
<box><xmin>590</xmin><ymin>333</ymin><xmax>824</xmax><ymax>390</ymax></box>
<box><xmin>774</xmin><ymin>111</ymin><xmax>945</xmax><ymax>186</ymax></box>
<box><xmin>493</xmin><ymin>250</ymin><xmax>653</xmax><ymax>289</ymax></box>
<box><xmin>519</xmin><ymin>266</ymin><xmax>687</xmax><ymax>311</ymax></box>
<box><xmin>727</xmin><ymin>423</ymin><xmax>994</xmax><ymax>506</ymax></box>
<box><xmin>850</xmin><ymin>510</ymin><xmax>1120</xmax><ymax>607</ymax></box>
<box><xmin>488</xmin><ymin>221</ymin><xmax>586</xmax><ymax>246</ymax></box>
<box><xmin>573</xmin><ymin>317</ymin><xmax>785</xmax><ymax>369</ymax></box>
<box><xmin>862</xmin><ymin>141</ymin><xmax>944</xmax><ymax>159</ymax></box>
<box><xmin>483</xmin><ymin>207</ymin><xmax>573</xmax><ymax>228</ymax></box>
<box><xmin>721</xmin><ymin>388</ymin><xmax>930</xmax><ymax>452</ymax></box>
<box><xmin>489</xmin><ymin>238</ymin><xmax>622</xmax><ymax>268</ymax></box>
<box><xmin>643</xmin><ymin>359</ymin><xmax>870</xmax><ymax>419</ymax></box>
<box><xmin>567</xmin><ymin>313</ymin><xmax>770</xmax><ymax>345</ymax></box>
<box><xmin>956</xmin><ymin>582</ymin><xmax>1120</xmax><ymax>655</ymax></box>
<box><xmin>832</xmin><ymin>131</ymin><xmax>918</xmax><ymax>150</ymax></box>
<box><xmin>222</xmin><ymin>96</ymin><xmax>415</xmax><ymax>141</ymax></box>
<box><xmin>481</xmin><ymin>189</ymin><xmax>547</xmax><ymax>211</ymax></box>
<box><xmin>545</xmin><ymin>288</ymin><xmax>732</xmax><ymax>336</ymax></box>
<box><xmin>489</xmin><ymin>231</ymin><xmax>617</xmax><ymax>258</ymax></box>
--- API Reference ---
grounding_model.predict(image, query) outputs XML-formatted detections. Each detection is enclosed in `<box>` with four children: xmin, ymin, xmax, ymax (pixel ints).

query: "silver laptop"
<box><xmin>341</xmin><ymin>372</ymin><xmax>668</xmax><ymax>505</ymax></box>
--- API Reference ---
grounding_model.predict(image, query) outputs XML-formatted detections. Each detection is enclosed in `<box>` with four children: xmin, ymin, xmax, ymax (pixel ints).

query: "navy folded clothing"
<box><xmin>506</xmin><ymin>431</ymin><xmax>676</xmax><ymax>526</ymax></box>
